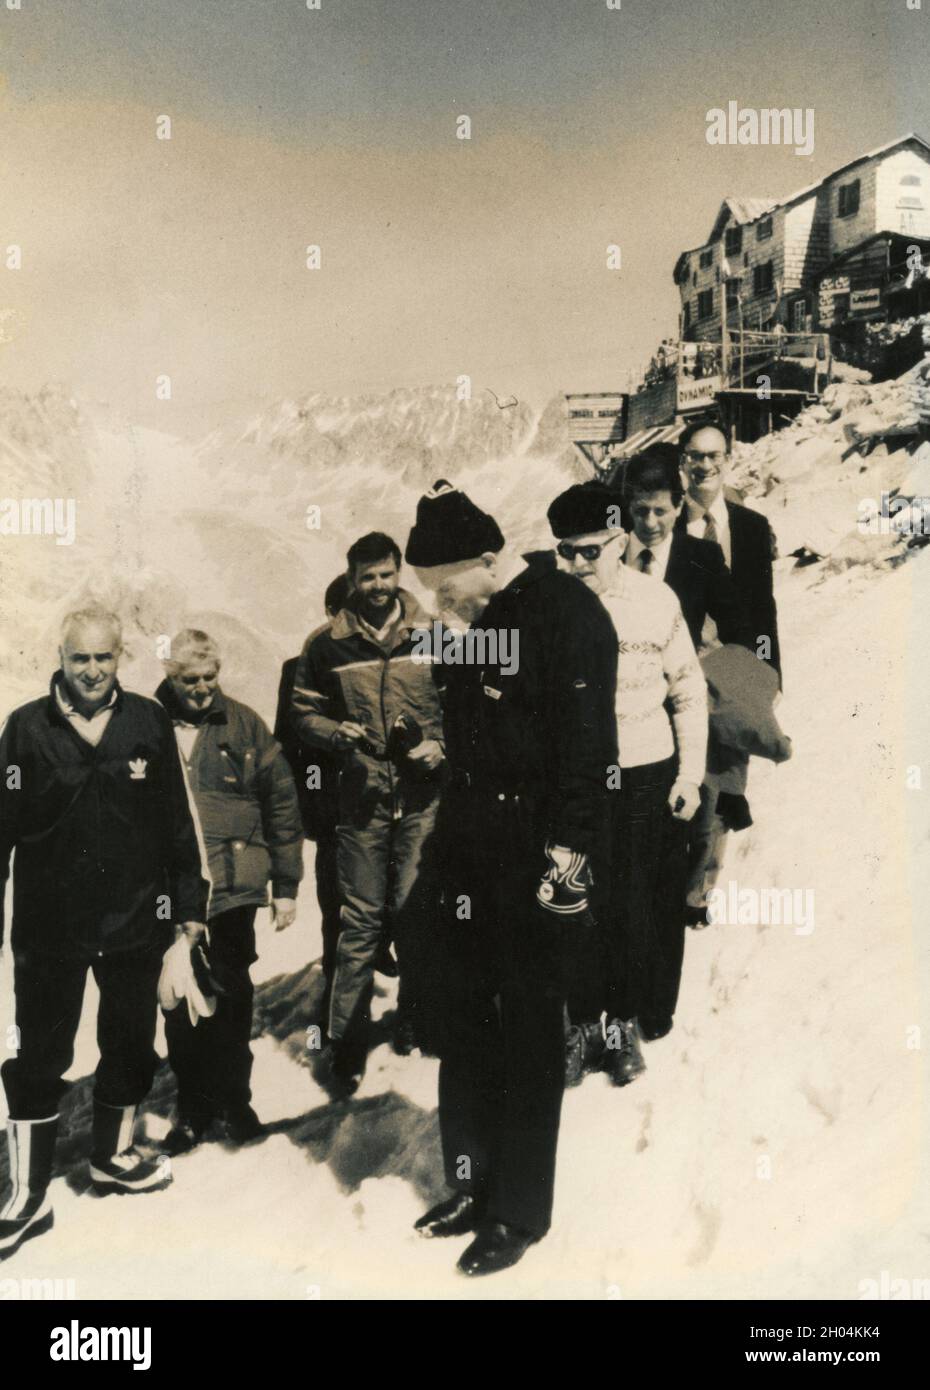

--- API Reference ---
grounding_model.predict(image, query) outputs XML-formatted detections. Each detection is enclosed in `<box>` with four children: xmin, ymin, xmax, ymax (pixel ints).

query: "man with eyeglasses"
<box><xmin>676</xmin><ymin>420</ymin><xmax>783</xmax><ymax>925</ymax></box>
<box><xmin>677</xmin><ymin>421</ymin><xmax>781</xmax><ymax>679</ymax></box>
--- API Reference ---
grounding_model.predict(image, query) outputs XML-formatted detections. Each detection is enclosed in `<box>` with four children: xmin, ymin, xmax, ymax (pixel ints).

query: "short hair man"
<box><xmin>677</xmin><ymin>420</ymin><xmax>782</xmax><ymax>921</ymax></box>
<box><xmin>291</xmin><ymin>531</ymin><xmax>446</xmax><ymax>1090</ymax></box>
<box><xmin>0</xmin><ymin>607</ymin><xmax>210</xmax><ymax>1260</ymax></box>
<box><xmin>274</xmin><ymin>574</ymin><xmax>354</xmax><ymax>1025</ymax></box>
<box><xmin>623</xmin><ymin>450</ymin><xmax>752</xmax><ymax>652</ymax></box>
<box><xmin>155</xmin><ymin>628</ymin><xmax>304</xmax><ymax>1152</ymax></box>
<box><xmin>406</xmin><ymin>481</ymin><xmax>618</xmax><ymax>1277</ymax></box>
<box><xmin>549</xmin><ymin>482</ymin><xmax>707</xmax><ymax>1077</ymax></box>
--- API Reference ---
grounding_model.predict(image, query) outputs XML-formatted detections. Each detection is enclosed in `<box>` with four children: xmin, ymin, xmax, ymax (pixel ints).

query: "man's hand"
<box><xmin>405</xmin><ymin>738</ymin><xmax>444</xmax><ymax>772</ymax></box>
<box><xmin>331</xmin><ymin>721</ymin><xmax>367</xmax><ymax>750</ymax></box>
<box><xmin>178</xmin><ymin>920</ymin><xmax>206</xmax><ymax>943</ymax></box>
<box><xmin>272</xmin><ymin>898</ymin><xmax>297</xmax><ymax>931</ymax></box>
<box><xmin>668</xmin><ymin>779</ymin><xmax>701</xmax><ymax>822</ymax></box>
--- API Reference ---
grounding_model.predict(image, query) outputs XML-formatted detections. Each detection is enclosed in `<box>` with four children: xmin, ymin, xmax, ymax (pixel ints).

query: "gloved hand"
<box><xmin>158</xmin><ymin>927</ymin><xmax>217</xmax><ymax>1027</ymax></box>
<box><xmin>536</xmin><ymin>842</ymin><xmax>592</xmax><ymax>917</ymax></box>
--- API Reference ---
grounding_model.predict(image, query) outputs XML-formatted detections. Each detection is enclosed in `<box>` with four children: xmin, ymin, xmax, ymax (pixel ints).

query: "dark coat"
<box><xmin>0</xmin><ymin>678</ymin><xmax>209</xmax><ymax>958</ymax></box>
<box><xmin>155</xmin><ymin>682</ymin><xmax>303</xmax><ymax>919</ymax></box>
<box><xmin>444</xmin><ymin>552</ymin><xmax>618</xmax><ymax>856</ymax></box>
<box><xmin>664</xmin><ymin>530</ymin><xmax>755</xmax><ymax>653</ymax></box>
<box><xmin>274</xmin><ymin>653</ymin><xmax>339</xmax><ymax>841</ymax></box>
<box><xmin>290</xmin><ymin>590</ymin><xmax>446</xmax><ymax>823</ymax></box>
<box><xmin>726</xmin><ymin>499</ymin><xmax>782</xmax><ymax>684</ymax></box>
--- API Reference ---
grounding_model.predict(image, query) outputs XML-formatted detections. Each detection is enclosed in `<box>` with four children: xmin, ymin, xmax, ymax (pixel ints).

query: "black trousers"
<box><xmin>604</xmin><ymin>756</ymin><xmax>680</xmax><ymax>1023</ymax></box>
<box><xmin>164</xmin><ymin>905</ymin><xmax>258</xmax><ymax>1122</ymax></box>
<box><xmin>315</xmin><ymin>831</ymin><xmax>342</xmax><ymax>1020</ymax></box>
<box><xmin>437</xmin><ymin>790</ymin><xmax>566</xmax><ymax>1239</ymax></box>
<box><xmin>1</xmin><ymin>942</ymin><xmax>164</xmax><ymax>1121</ymax></box>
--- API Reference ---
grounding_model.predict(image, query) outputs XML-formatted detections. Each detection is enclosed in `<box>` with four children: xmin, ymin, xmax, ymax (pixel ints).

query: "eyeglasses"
<box><xmin>556</xmin><ymin>533</ymin><xmax>621</xmax><ymax>563</ymax></box>
<box><xmin>683</xmin><ymin>449</ymin><xmax>726</xmax><ymax>465</ymax></box>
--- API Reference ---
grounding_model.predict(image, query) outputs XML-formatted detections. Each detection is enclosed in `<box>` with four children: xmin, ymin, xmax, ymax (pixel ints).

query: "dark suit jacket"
<box><xmin>660</xmin><ymin>530</ymin><xmax>754</xmax><ymax>655</ymax></box>
<box><xmin>724</xmin><ymin>500</ymin><xmax>781</xmax><ymax>684</ymax></box>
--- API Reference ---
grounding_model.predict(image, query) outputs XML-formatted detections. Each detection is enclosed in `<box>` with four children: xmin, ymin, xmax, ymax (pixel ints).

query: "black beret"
<box><xmin>546</xmin><ymin>481</ymin><xmax>625</xmax><ymax>540</ymax></box>
<box><xmin>405</xmin><ymin>480</ymin><xmax>505</xmax><ymax>567</ymax></box>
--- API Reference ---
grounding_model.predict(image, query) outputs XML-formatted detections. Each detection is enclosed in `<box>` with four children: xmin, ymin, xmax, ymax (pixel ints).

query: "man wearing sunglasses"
<box><xmin>551</xmin><ymin>483</ymin><xmax>707</xmax><ymax>1083</ymax></box>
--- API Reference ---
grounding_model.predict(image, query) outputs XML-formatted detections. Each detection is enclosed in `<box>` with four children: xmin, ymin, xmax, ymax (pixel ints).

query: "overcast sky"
<box><xmin>1</xmin><ymin>0</ymin><xmax>928</xmax><ymax>431</ymax></box>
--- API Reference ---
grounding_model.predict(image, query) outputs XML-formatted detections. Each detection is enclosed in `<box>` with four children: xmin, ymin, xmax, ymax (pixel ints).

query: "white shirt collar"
<box><xmin>55</xmin><ymin>682</ymin><xmax>118</xmax><ymax>721</ymax></box>
<box><xmin>625</xmin><ymin>531</ymin><xmax>673</xmax><ymax>577</ymax></box>
<box><xmin>685</xmin><ymin>490</ymin><xmax>729</xmax><ymax>531</ymax></box>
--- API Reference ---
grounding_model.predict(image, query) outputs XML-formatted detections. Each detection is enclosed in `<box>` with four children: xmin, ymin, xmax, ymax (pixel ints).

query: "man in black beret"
<box><xmin>406</xmin><ymin>481</ymin><xmax>618</xmax><ymax>1276</ymax></box>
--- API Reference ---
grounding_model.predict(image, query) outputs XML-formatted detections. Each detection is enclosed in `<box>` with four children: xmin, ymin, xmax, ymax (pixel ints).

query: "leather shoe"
<box><xmin>604</xmin><ymin>1017</ymin><xmax>647</xmax><ymax>1086</ymax></box>
<box><xmin>685</xmin><ymin>905</ymin><xmax>709</xmax><ymax>929</ymax></box>
<box><xmin>639</xmin><ymin>1014</ymin><xmax>673</xmax><ymax>1042</ymax></box>
<box><xmin>565</xmin><ymin>1020</ymin><xmax>604</xmax><ymax>1087</ymax></box>
<box><xmin>457</xmin><ymin>1221</ymin><xmax>538</xmax><ymax>1277</ymax></box>
<box><xmin>414</xmin><ymin>1192</ymin><xmax>483</xmax><ymax>1238</ymax></box>
<box><xmin>393</xmin><ymin>1015</ymin><xmax>418</xmax><ymax>1057</ymax></box>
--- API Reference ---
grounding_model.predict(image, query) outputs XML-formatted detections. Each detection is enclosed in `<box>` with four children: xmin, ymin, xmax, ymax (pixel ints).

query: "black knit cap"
<box><xmin>405</xmin><ymin>480</ymin><xmax>505</xmax><ymax>567</ymax></box>
<box><xmin>546</xmin><ymin>480</ymin><xmax>625</xmax><ymax>539</ymax></box>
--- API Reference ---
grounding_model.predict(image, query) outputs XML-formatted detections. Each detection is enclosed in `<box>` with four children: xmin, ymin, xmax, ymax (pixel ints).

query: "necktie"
<box><xmin>703</xmin><ymin>512</ymin><xmax>719</xmax><ymax>546</ymax></box>
<box><xmin>639</xmin><ymin>548</ymin><xmax>654</xmax><ymax>575</ymax></box>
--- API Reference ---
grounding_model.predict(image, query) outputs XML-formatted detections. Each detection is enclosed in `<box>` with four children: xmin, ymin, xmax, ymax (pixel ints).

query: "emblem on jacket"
<box><xmin>129</xmin><ymin>758</ymin><xmax>148</xmax><ymax>780</ymax></box>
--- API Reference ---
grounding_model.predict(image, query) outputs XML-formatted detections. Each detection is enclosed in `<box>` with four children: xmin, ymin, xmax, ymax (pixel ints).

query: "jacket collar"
<box><xmin>330</xmin><ymin>588</ymin><xmax>434</xmax><ymax>644</ymax></box>
<box><xmin>48</xmin><ymin>671</ymin><xmax>124</xmax><ymax>726</ymax></box>
<box><xmin>154</xmin><ymin>678</ymin><xmax>228</xmax><ymax>725</ymax></box>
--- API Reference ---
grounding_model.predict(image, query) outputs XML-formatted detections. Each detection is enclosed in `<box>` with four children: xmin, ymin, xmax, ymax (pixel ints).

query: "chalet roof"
<box><xmin>673</xmin><ymin>132</ymin><xmax>930</xmax><ymax>283</ymax></box>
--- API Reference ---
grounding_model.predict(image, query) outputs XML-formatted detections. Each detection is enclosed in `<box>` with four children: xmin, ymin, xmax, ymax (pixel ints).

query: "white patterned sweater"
<box><xmin>599</xmin><ymin>566</ymin><xmax>708</xmax><ymax>784</ymax></box>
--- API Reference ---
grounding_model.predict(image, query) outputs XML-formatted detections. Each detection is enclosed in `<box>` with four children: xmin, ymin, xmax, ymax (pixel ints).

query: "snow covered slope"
<box><xmin>1</xmin><ymin>382</ymin><xmax>928</xmax><ymax>1299</ymax></box>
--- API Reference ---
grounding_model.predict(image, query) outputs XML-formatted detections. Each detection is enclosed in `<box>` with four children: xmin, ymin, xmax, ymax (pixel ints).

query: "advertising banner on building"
<box><xmin>677</xmin><ymin>373</ymin><xmax>723</xmax><ymax>413</ymax></box>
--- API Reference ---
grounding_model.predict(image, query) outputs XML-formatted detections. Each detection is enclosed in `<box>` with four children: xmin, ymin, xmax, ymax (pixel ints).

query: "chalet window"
<box><xmin>756</xmin><ymin>216</ymin><xmax>773</xmax><ymax>241</ymax></box>
<box><xmin>900</xmin><ymin>174</ymin><xmax>922</xmax><ymax>185</ymax></box>
<box><xmin>724</xmin><ymin>226</ymin><xmax>743</xmax><ymax>256</ymax></box>
<box><xmin>683</xmin><ymin>301</ymin><xmax>692</xmax><ymax>330</ymax></box>
<box><xmin>753</xmin><ymin>260</ymin><xmax>774</xmax><ymax>295</ymax></box>
<box><xmin>743</xmin><ymin>251</ymin><xmax>749</xmax><ymax>267</ymax></box>
<box><xmin>568</xmin><ymin>409</ymin><xmax>594</xmax><ymax>419</ymax></box>
<box><xmin>838</xmin><ymin>179</ymin><xmax>860</xmax><ymax>217</ymax></box>
<box><xmin>697</xmin><ymin>288</ymin><xmax>715</xmax><ymax>319</ymax></box>
<box><xmin>726</xmin><ymin>278</ymin><xmax>741</xmax><ymax>309</ymax></box>
<box><xmin>699</xmin><ymin>248</ymin><xmax>714</xmax><ymax>269</ymax></box>
<box><xmin>692</xmin><ymin>270</ymin><xmax>697</xmax><ymax>285</ymax></box>
<box><xmin>598</xmin><ymin>409</ymin><xmax>619</xmax><ymax>417</ymax></box>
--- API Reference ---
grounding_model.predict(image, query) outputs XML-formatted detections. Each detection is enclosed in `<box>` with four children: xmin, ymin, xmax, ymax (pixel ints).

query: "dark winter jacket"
<box><xmin>155</xmin><ymin>682</ymin><xmax>303</xmax><ymax>919</ymax></box>
<box><xmin>274</xmin><ymin>644</ymin><xmax>340</xmax><ymax>842</ymax></box>
<box><xmin>290</xmin><ymin>590</ymin><xmax>446</xmax><ymax>824</ymax></box>
<box><xmin>0</xmin><ymin>677</ymin><xmax>209</xmax><ymax>958</ymax></box>
<box><xmin>726</xmin><ymin>499</ymin><xmax>782</xmax><ymax>685</ymax></box>
<box><xmin>443</xmin><ymin>552</ymin><xmax>618</xmax><ymax>856</ymax></box>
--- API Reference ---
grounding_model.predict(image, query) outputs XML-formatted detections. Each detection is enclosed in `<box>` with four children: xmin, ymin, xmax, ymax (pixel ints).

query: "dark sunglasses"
<box><xmin>556</xmin><ymin>533</ymin><xmax>621</xmax><ymax>563</ymax></box>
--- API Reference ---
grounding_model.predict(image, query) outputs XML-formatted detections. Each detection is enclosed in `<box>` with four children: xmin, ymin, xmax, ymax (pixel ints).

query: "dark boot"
<box><xmin>565</xmin><ymin>1021</ymin><xmax>605</xmax><ymax>1087</ymax></box>
<box><xmin>162</xmin><ymin>1114</ymin><xmax>210</xmax><ymax>1157</ymax></box>
<box><xmin>90</xmin><ymin>1101</ymin><xmax>172</xmax><ymax>1193</ymax></box>
<box><xmin>639</xmin><ymin>1014</ymin><xmax>673</xmax><ymax>1042</ymax></box>
<box><xmin>457</xmin><ymin>1221</ymin><xmax>539</xmax><ymax>1277</ymax></box>
<box><xmin>604</xmin><ymin>1018</ymin><xmax>647</xmax><ymax>1087</ymax></box>
<box><xmin>414</xmin><ymin>1192</ymin><xmax>484</xmax><ymax>1238</ymax></box>
<box><xmin>393</xmin><ymin>1013</ymin><xmax>418</xmax><ymax>1057</ymax></box>
<box><xmin>221</xmin><ymin>1105</ymin><xmax>264</xmax><ymax>1145</ymax></box>
<box><xmin>0</xmin><ymin>1117</ymin><xmax>57</xmax><ymax>1260</ymax></box>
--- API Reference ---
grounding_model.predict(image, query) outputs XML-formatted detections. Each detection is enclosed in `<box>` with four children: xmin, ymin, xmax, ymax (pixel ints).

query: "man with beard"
<box><xmin>291</xmin><ymin>532</ymin><xmax>446</xmax><ymax>1091</ymax></box>
<box><xmin>406</xmin><ymin>480</ymin><xmax>617</xmax><ymax>1277</ymax></box>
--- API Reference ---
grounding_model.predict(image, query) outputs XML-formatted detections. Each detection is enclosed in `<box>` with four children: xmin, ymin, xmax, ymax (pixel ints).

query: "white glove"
<box><xmin>158</xmin><ymin>934</ymin><xmax>216</xmax><ymax>1027</ymax></box>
